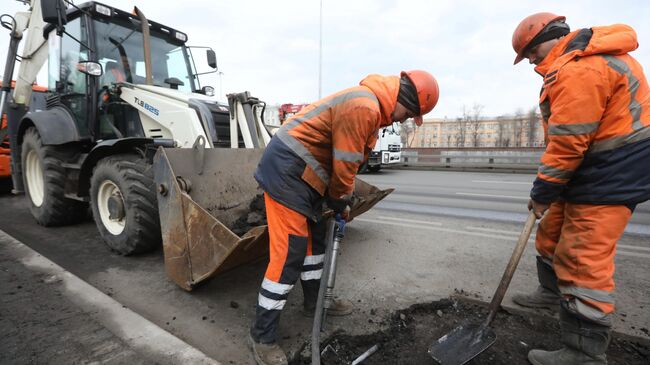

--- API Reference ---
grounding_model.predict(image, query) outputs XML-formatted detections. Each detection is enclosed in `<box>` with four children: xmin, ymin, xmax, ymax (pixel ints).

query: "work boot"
<box><xmin>303</xmin><ymin>298</ymin><xmax>354</xmax><ymax>317</ymax></box>
<box><xmin>528</xmin><ymin>348</ymin><xmax>606</xmax><ymax>365</ymax></box>
<box><xmin>248</xmin><ymin>333</ymin><xmax>288</xmax><ymax>365</ymax></box>
<box><xmin>528</xmin><ymin>300</ymin><xmax>610</xmax><ymax>365</ymax></box>
<box><xmin>514</xmin><ymin>256</ymin><xmax>561</xmax><ymax>310</ymax></box>
<box><xmin>513</xmin><ymin>285</ymin><xmax>561</xmax><ymax>309</ymax></box>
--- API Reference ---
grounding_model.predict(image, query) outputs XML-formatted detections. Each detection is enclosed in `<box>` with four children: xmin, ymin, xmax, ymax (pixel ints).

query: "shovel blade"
<box><xmin>428</xmin><ymin>323</ymin><xmax>496</xmax><ymax>365</ymax></box>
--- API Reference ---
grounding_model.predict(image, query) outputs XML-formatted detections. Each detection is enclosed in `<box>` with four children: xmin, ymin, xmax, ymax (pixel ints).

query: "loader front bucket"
<box><xmin>153</xmin><ymin>146</ymin><xmax>393</xmax><ymax>291</ymax></box>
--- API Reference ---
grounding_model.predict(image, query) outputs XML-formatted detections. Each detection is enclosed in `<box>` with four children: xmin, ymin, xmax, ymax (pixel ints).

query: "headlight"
<box><xmin>95</xmin><ymin>4</ymin><xmax>112</xmax><ymax>16</ymax></box>
<box><xmin>174</xmin><ymin>31</ymin><xmax>188</xmax><ymax>42</ymax></box>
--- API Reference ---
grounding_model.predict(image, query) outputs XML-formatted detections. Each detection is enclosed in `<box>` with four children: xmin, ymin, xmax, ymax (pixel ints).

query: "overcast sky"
<box><xmin>1</xmin><ymin>0</ymin><xmax>649</xmax><ymax>119</ymax></box>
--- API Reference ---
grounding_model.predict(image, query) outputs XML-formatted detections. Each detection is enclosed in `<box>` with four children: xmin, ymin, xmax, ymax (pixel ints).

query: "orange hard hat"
<box><xmin>401</xmin><ymin>70</ymin><xmax>439</xmax><ymax>125</ymax></box>
<box><xmin>512</xmin><ymin>12</ymin><xmax>566</xmax><ymax>64</ymax></box>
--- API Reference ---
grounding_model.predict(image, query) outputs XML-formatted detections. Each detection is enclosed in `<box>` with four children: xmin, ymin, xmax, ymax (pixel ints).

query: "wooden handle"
<box><xmin>485</xmin><ymin>211</ymin><xmax>537</xmax><ymax>325</ymax></box>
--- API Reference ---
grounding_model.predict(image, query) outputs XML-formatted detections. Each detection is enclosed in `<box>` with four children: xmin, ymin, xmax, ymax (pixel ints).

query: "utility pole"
<box><xmin>318</xmin><ymin>0</ymin><xmax>323</xmax><ymax>99</ymax></box>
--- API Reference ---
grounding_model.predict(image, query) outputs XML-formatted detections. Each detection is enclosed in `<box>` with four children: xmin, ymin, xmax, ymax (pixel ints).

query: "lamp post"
<box><xmin>318</xmin><ymin>0</ymin><xmax>323</xmax><ymax>99</ymax></box>
<box><xmin>218</xmin><ymin>71</ymin><xmax>224</xmax><ymax>99</ymax></box>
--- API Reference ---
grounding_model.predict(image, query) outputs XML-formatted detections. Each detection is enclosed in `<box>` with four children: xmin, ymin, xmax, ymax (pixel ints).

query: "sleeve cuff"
<box><xmin>530</xmin><ymin>177</ymin><xmax>566</xmax><ymax>204</ymax></box>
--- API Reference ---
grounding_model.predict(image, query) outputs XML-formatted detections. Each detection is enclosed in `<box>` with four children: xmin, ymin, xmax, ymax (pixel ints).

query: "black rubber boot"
<box><xmin>513</xmin><ymin>256</ymin><xmax>561</xmax><ymax>310</ymax></box>
<box><xmin>528</xmin><ymin>300</ymin><xmax>611</xmax><ymax>365</ymax></box>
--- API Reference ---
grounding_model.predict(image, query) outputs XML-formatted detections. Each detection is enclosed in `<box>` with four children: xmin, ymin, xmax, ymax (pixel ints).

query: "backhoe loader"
<box><xmin>0</xmin><ymin>0</ymin><xmax>391</xmax><ymax>290</ymax></box>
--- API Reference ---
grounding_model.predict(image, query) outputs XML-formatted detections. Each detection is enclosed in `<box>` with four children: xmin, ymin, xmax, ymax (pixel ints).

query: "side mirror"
<box><xmin>201</xmin><ymin>86</ymin><xmax>215</xmax><ymax>97</ymax></box>
<box><xmin>206</xmin><ymin>49</ymin><xmax>217</xmax><ymax>69</ymax></box>
<box><xmin>76</xmin><ymin>61</ymin><xmax>103</xmax><ymax>76</ymax></box>
<box><xmin>41</xmin><ymin>0</ymin><xmax>67</xmax><ymax>26</ymax></box>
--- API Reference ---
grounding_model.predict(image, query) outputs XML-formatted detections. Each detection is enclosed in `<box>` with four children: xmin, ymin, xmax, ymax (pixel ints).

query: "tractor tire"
<box><xmin>21</xmin><ymin>127</ymin><xmax>87</xmax><ymax>226</ymax></box>
<box><xmin>90</xmin><ymin>154</ymin><xmax>161</xmax><ymax>255</ymax></box>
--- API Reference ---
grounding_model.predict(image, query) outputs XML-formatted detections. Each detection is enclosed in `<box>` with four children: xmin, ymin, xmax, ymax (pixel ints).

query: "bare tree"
<box><xmin>527</xmin><ymin>107</ymin><xmax>539</xmax><ymax>147</ymax></box>
<box><xmin>513</xmin><ymin>108</ymin><xmax>525</xmax><ymax>147</ymax></box>
<box><xmin>400</xmin><ymin>119</ymin><xmax>419</xmax><ymax>148</ymax></box>
<box><xmin>495</xmin><ymin>116</ymin><xmax>506</xmax><ymax>147</ymax></box>
<box><xmin>455</xmin><ymin>117</ymin><xmax>467</xmax><ymax>147</ymax></box>
<box><xmin>462</xmin><ymin>103</ymin><xmax>484</xmax><ymax>147</ymax></box>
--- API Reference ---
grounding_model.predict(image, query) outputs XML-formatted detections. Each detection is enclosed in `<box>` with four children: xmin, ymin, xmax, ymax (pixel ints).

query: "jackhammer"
<box><xmin>311</xmin><ymin>214</ymin><xmax>346</xmax><ymax>365</ymax></box>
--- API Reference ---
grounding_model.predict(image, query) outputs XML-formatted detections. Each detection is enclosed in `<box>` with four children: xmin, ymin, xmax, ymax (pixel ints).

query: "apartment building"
<box><xmin>405</xmin><ymin>115</ymin><xmax>545</xmax><ymax>148</ymax></box>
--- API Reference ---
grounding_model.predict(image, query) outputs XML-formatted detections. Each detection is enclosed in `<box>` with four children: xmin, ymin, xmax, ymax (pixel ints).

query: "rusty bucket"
<box><xmin>153</xmin><ymin>146</ymin><xmax>393</xmax><ymax>291</ymax></box>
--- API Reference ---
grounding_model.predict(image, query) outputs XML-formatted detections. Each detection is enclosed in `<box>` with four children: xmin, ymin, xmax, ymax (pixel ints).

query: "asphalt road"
<box><xmin>362</xmin><ymin>168</ymin><xmax>650</xmax><ymax>234</ymax></box>
<box><xmin>1</xmin><ymin>169</ymin><xmax>648</xmax><ymax>364</ymax></box>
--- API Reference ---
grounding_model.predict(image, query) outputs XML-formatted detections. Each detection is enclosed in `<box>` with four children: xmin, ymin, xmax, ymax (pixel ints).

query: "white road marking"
<box><xmin>466</xmin><ymin>226</ymin><xmax>535</xmax><ymax>236</ymax></box>
<box><xmin>456</xmin><ymin>192</ymin><xmax>529</xmax><ymax>200</ymax></box>
<box><xmin>378</xmin><ymin>216</ymin><xmax>442</xmax><ymax>226</ymax></box>
<box><xmin>355</xmin><ymin>218</ymin><xmax>526</xmax><ymax>242</ymax></box>
<box><xmin>360</xmin><ymin>219</ymin><xmax>650</xmax><ymax>258</ymax></box>
<box><xmin>618</xmin><ymin>244</ymin><xmax>650</xmax><ymax>253</ymax></box>
<box><xmin>617</xmin><ymin>250</ymin><xmax>650</xmax><ymax>259</ymax></box>
<box><xmin>472</xmin><ymin>180</ymin><xmax>532</xmax><ymax>185</ymax></box>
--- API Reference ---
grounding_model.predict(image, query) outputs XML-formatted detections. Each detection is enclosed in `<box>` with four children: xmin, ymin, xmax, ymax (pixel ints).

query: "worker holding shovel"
<box><xmin>512</xmin><ymin>12</ymin><xmax>650</xmax><ymax>365</ymax></box>
<box><xmin>248</xmin><ymin>71</ymin><xmax>439</xmax><ymax>365</ymax></box>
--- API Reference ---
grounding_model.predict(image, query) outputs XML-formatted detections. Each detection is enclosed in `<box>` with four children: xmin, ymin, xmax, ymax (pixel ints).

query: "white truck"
<box><xmin>361</xmin><ymin>123</ymin><xmax>402</xmax><ymax>172</ymax></box>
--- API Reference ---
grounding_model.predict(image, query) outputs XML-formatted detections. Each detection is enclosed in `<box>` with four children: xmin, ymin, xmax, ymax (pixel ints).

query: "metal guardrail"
<box><xmin>400</xmin><ymin>151</ymin><xmax>542</xmax><ymax>171</ymax></box>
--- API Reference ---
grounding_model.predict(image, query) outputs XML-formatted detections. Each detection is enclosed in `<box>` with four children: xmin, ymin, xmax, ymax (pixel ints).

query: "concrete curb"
<box><xmin>0</xmin><ymin>228</ymin><xmax>221</xmax><ymax>365</ymax></box>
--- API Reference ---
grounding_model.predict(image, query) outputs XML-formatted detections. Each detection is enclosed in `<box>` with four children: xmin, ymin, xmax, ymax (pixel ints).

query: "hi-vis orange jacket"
<box><xmin>255</xmin><ymin>75</ymin><xmax>398</xmax><ymax>220</ymax></box>
<box><xmin>531</xmin><ymin>24</ymin><xmax>650</xmax><ymax>205</ymax></box>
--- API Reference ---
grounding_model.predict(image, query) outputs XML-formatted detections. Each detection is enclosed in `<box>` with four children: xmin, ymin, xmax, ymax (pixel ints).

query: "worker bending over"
<box><xmin>249</xmin><ymin>70</ymin><xmax>439</xmax><ymax>365</ymax></box>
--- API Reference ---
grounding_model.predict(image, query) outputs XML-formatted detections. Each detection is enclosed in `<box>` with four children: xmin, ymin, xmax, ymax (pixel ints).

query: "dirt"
<box><xmin>290</xmin><ymin>298</ymin><xmax>650</xmax><ymax>365</ymax></box>
<box><xmin>230</xmin><ymin>194</ymin><xmax>267</xmax><ymax>236</ymax></box>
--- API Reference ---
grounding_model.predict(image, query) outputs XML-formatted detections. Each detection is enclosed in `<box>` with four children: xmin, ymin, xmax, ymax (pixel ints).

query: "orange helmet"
<box><xmin>512</xmin><ymin>12</ymin><xmax>566</xmax><ymax>64</ymax></box>
<box><xmin>401</xmin><ymin>70</ymin><xmax>439</xmax><ymax>125</ymax></box>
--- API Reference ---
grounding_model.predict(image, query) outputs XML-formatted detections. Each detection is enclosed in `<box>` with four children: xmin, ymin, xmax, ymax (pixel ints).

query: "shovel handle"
<box><xmin>485</xmin><ymin>211</ymin><xmax>537</xmax><ymax>325</ymax></box>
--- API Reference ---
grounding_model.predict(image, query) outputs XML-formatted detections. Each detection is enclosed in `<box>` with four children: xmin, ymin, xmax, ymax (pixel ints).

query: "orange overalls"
<box><xmin>532</xmin><ymin>24</ymin><xmax>650</xmax><ymax>325</ymax></box>
<box><xmin>251</xmin><ymin>75</ymin><xmax>399</xmax><ymax>343</ymax></box>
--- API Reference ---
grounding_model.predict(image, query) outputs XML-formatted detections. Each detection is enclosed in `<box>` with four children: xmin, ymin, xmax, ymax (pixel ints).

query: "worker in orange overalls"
<box><xmin>248</xmin><ymin>71</ymin><xmax>439</xmax><ymax>365</ymax></box>
<box><xmin>512</xmin><ymin>12</ymin><xmax>650</xmax><ymax>365</ymax></box>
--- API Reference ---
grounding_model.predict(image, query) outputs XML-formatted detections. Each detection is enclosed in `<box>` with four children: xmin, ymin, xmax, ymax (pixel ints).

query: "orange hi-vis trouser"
<box><xmin>250</xmin><ymin>193</ymin><xmax>327</xmax><ymax>344</ymax></box>
<box><xmin>535</xmin><ymin>201</ymin><xmax>632</xmax><ymax>325</ymax></box>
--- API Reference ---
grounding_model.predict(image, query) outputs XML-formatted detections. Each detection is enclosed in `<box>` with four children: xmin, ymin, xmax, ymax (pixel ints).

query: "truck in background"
<box><xmin>360</xmin><ymin>123</ymin><xmax>402</xmax><ymax>173</ymax></box>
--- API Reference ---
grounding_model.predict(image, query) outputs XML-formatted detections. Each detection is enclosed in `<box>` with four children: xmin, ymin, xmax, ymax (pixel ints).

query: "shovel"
<box><xmin>428</xmin><ymin>211</ymin><xmax>537</xmax><ymax>365</ymax></box>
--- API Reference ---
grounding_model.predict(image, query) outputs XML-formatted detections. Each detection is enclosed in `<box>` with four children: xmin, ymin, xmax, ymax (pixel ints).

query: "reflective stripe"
<box><xmin>261</xmin><ymin>278</ymin><xmax>294</xmax><ymax>295</ymax></box>
<box><xmin>258</xmin><ymin>293</ymin><xmax>286</xmax><ymax>310</ymax></box>
<box><xmin>538</xmin><ymin>163</ymin><xmax>574</xmax><ymax>180</ymax></box>
<box><xmin>539</xmin><ymin>255</ymin><xmax>553</xmax><ymax>266</ymax></box>
<box><xmin>303</xmin><ymin>254</ymin><xmax>325</xmax><ymax>266</ymax></box>
<box><xmin>334</xmin><ymin>148</ymin><xmax>364</xmax><ymax>163</ymax></box>
<box><xmin>300</xmin><ymin>269</ymin><xmax>323</xmax><ymax>281</ymax></box>
<box><xmin>285</xmin><ymin>90</ymin><xmax>379</xmax><ymax>130</ymax></box>
<box><xmin>276</xmin><ymin>129</ymin><xmax>331</xmax><ymax>185</ymax></box>
<box><xmin>573</xmin><ymin>299</ymin><xmax>612</xmax><ymax>325</ymax></box>
<box><xmin>602</xmin><ymin>55</ymin><xmax>644</xmax><ymax>131</ymax></box>
<box><xmin>560</xmin><ymin>286</ymin><xmax>615</xmax><ymax>304</ymax></box>
<box><xmin>548</xmin><ymin>121</ymin><xmax>600</xmax><ymax>136</ymax></box>
<box><xmin>588</xmin><ymin>124</ymin><xmax>650</xmax><ymax>153</ymax></box>
<box><xmin>276</xmin><ymin>90</ymin><xmax>379</xmax><ymax>187</ymax></box>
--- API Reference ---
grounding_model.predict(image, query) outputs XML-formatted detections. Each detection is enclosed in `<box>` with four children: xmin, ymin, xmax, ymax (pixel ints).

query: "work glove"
<box><xmin>326</xmin><ymin>195</ymin><xmax>351</xmax><ymax>221</ymax></box>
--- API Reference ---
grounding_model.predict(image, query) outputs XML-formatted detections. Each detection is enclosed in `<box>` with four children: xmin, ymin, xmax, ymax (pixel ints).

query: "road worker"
<box><xmin>512</xmin><ymin>12</ymin><xmax>650</xmax><ymax>365</ymax></box>
<box><xmin>248</xmin><ymin>71</ymin><xmax>439</xmax><ymax>365</ymax></box>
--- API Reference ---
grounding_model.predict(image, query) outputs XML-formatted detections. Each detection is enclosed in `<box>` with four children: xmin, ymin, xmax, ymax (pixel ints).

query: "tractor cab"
<box><xmin>43</xmin><ymin>1</ymin><xmax>217</xmax><ymax>141</ymax></box>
